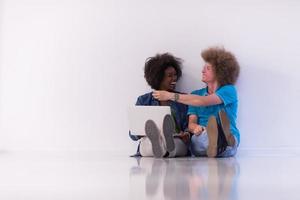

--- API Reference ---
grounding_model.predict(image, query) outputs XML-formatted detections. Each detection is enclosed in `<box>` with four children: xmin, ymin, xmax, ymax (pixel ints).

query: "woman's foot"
<box><xmin>162</xmin><ymin>114</ymin><xmax>176</xmax><ymax>153</ymax></box>
<box><xmin>145</xmin><ymin>120</ymin><xmax>165</xmax><ymax>158</ymax></box>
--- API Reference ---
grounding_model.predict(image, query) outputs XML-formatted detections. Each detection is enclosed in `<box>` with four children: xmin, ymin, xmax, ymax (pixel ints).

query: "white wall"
<box><xmin>0</xmin><ymin>0</ymin><xmax>300</xmax><ymax>153</ymax></box>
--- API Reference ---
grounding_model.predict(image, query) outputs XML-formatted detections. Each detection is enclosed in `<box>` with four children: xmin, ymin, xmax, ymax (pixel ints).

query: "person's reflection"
<box><xmin>189</xmin><ymin>158</ymin><xmax>240</xmax><ymax>200</ymax></box>
<box><xmin>129</xmin><ymin>157</ymin><xmax>239</xmax><ymax>200</ymax></box>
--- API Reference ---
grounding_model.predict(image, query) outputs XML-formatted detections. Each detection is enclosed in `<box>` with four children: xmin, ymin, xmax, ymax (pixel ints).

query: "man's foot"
<box><xmin>145</xmin><ymin>120</ymin><xmax>165</xmax><ymax>158</ymax></box>
<box><xmin>162</xmin><ymin>114</ymin><xmax>176</xmax><ymax>153</ymax></box>
<box><xmin>218</xmin><ymin>110</ymin><xmax>235</xmax><ymax>147</ymax></box>
<box><xmin>206</xmin><ymin>116</ymin><xmax>218</xmax><ymax>158</ymax></box>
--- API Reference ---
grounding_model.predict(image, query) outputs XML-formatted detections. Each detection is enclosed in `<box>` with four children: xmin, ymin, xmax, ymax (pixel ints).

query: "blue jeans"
<box><xmin>190</xmin><ymin>131</ymin><xmax>238</xmax><ymax>157</ymax></box>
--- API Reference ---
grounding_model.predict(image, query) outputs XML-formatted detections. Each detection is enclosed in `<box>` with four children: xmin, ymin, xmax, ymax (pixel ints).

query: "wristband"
<box><xmin>174</xmin><ymin>93</ymin><xmax>179</xmax><ymax>102</ymax></box>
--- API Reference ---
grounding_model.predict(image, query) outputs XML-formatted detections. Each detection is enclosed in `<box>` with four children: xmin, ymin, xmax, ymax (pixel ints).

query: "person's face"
<box><xmin>159</xmin><ymin>67</ymin><xmax>178</xmax><ymax>91</ymax></box>
<box><xmin>201</xmin><ymin>62</ymin><xmax>217</xmax><ymax>84</ymax></box>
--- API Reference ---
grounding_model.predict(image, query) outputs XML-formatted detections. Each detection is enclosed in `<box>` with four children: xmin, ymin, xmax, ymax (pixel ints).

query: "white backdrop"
<box><xmin>0</xmin><ymin>0</ymin><xmax>299</xmax><ymax>153</ymax></box>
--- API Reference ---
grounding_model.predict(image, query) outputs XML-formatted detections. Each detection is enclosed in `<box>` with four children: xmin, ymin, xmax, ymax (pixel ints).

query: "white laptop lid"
<box><xmin>128</xmin><ymin>106</ymin><xmax>171</xmax><ymax>136</ymax></box>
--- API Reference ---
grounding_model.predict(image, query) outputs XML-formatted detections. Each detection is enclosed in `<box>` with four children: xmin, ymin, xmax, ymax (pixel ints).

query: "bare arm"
<box><xmin>152</xmin><ymin>90</ymin><xmax>222</xmax><ymax>106</ymax></box>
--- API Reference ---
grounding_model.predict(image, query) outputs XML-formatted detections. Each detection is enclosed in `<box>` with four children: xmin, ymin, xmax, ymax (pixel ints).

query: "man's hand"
<box><xmin>152</xmin><ymin>90</ymin><xmax>173</xmax><ymax>101</ymax></box>
<box><xmin>191</xmin><ymin>125</ymin><xmax>204</xmax><ymax>136</ymax></box>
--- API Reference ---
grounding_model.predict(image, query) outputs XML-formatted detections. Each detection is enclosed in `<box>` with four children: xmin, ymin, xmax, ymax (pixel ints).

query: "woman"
<box><xmin>130</xmin><ymin>53</ymin><xmax>189</xmax><ymax>158</ymax></box>
<box><xmin>153</xmin><ymin>47</ymin><xmax>240</xmax><ymax>157</ymax></box>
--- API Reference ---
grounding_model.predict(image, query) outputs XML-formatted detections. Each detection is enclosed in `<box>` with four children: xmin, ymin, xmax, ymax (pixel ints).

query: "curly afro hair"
<box><xmin>144</xmin><ymin>53</ymin><xmax>183</xmax><ymax>90</ymax></box>
<box><xmin>201</xmin><ymin>47</ymin><xmax>240</xmax><ymax>86</ymax></box>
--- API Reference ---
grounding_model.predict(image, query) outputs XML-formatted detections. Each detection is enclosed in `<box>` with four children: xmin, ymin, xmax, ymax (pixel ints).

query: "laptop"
<box><xmin>128</xmin><ymin>106</ymin><xmax>171</xmax><ymax>136</ymax></box>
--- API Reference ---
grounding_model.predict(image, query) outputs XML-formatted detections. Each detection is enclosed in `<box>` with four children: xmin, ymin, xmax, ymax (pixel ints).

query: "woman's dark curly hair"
<box><xmin>144</xmin><ymin>53</ymin><xmax>183</xmax><ymax>90</ymax></box>
<box><xmin>201</xmin><ymin>47</ymin><xmax>240</xmax><ymax>86</ymax></box>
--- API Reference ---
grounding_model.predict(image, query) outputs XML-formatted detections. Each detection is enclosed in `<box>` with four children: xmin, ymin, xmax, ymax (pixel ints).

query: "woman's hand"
<box><xmin>152</xmin><ymin>90</ymin><xmax>173</xmax><ymax>101</ymax></box>
<box><xmin>177</xmin><ymin>131</ymin><xmax>190</xmax><ymax>143</ymax></box>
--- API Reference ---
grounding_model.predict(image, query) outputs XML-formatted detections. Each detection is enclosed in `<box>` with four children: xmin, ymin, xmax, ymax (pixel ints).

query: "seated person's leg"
<box><xmin>190</xmin><ymin>132</ymin><xmax>209</xmax><ymax>156</ymax></box>
<box><xmin>139</xmin><ymin>137</ymin><xmax>153</xmax><ymax>157</ymax></box>
<box><xmin>217</xmin><ymin>136</ymin><xmax>238</xmax><ymax>157</ymax></box>
<box><xmin>218</xmin><ymin>110</ymin><xmax>236</xmax><ymax>146</ymax></box>
<box><xmin>162</xmin><ymin>114</ymin><xmax>176</xmax><ymax>152</ymax></box>
<box><xmin>145</xmin><ymin>120</ymin><xmax>166</xmax><ymax>158</ymax></box>
<box><xmin>173</xmin><ymin>138</ymin><xmax>188</xmax><ymax>157</ymax></box>
<box><xmin>140</xmin><ymin>137</ymin><xmax>167</xmax><ymax>157</ymax></box>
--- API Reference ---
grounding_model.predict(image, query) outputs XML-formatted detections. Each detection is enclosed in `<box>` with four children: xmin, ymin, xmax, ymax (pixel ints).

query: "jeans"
<box><xmin>190</xmin><ymin>130</ymin><xmax>238</xmax><ymax>157</ymax></box>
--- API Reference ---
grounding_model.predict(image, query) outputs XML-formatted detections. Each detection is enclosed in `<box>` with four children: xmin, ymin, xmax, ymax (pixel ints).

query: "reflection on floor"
<box><xmin>0</xmin><ymin>150</ymin><xmax>300</xmax><ymax>199</ymax></box>
<box><xmin>130</xmin><ymin>157</ymin><xmax>239</xmax><ymax>200</ymax></box>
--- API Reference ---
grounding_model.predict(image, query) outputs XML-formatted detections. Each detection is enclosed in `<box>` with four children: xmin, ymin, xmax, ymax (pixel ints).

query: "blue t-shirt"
<box><xmin>187</xmin><ymin>85</ymin><xmax>240</xmax><ymax>144</ymax></box>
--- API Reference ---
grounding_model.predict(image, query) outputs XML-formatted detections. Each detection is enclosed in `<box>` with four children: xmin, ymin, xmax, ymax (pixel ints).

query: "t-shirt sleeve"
<box><xmin>187</xmin><ymin>105</ymin><xmax>197</xmax><ymax>116</ymax></box>
<box><xmin>215</xmin><ymin>85</ymin><xmax>237</xmax><ymax>106</ymax></box>
<box><xmin>187</xmin><ymin>90</ymin><xmax>198</xmax><ymax>116</ymax></box>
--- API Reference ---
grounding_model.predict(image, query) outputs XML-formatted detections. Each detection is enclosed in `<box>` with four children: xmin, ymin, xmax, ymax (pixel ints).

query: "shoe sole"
<box><xmin>162</xmin><ymin>115</ymin><xmax>175</xmax><ymax>152</ymax></box>
<box><xmin>145</xmin><ymin>120</ymin><xmax>164</xmax><ymax>158</ymax></box>
<box><xmin>219</xmin><ymin>110</ymin><xmax>235</xmax><ymax>147</ymax></box>
<box><xmin>206</xmin><ymin>116</ymin><xmax>218</xmax><ymax>158</ymax></box>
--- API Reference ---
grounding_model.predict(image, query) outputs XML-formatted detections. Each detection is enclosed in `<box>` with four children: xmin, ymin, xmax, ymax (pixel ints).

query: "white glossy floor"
<box><xmin>0</xmin><ymin>149</ymin><xmax>300</xmax><ymax>200</ymax></box>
